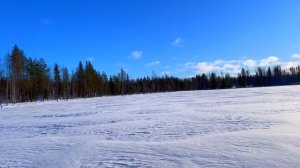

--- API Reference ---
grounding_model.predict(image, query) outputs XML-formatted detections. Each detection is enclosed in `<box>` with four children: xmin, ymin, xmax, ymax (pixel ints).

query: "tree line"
<box><xmin>0</xmin><ymin>45</ymin><xmax>300</xmax><ymax>103</ymax></box>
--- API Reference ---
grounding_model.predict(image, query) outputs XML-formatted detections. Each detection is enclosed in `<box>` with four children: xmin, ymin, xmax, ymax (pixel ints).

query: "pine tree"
<box><xmin>200</xmin><ymin>73</ymin><xmax>209</xmax><ymax>89</ymax></box>
<box><xmin>61</xmin><ymin>67</ymin><xmax>70</xmax><ymax>99</ymax></box>
<box><xmin>255</xmin><ymin>67</ymin><xmax>264</xmax><ymax>86</ymax></box>
<box><xmin>76</xmin><ymin>61</ymin><xmax>85</xmax><ymax>97</ymax></box>
<box><xmin>119</xmin><ymin>68</ymin><xmax>127</xmax><ymax>95</ymax></box>
<box><xmin>8</xmin><ymin>45</ymin><xmax>25</xmax><ymax>103</ymax></box>
<box><xmin>209</xmin><ymin>72</ymin><xmax>217</xmax><ymax>89</ymax></box>
<box><xmin>85</xmin><ymin>61</ymin><xmax>98</xmax><ymax>97</ymax></box>
<box><xmin>0</xmin><ymin>58</ymin><xmax>6</xmax><ymax>104</ymax></box>
<box><xmin>273</xmin><ymin>65</ymin><xmax>282</xmax><ymax>85</ymax></box>
<box><xmin>238</xmin><ymin>68</ymin><xmax>247</xmax><ymax>87</ymax></box>
<box><xmin>101</xmin><ymin>71</ymin><xmax>109</xmax><ymax>95</ymax></box>
<box><xmin>267</xmin><ymin>67</ymin><xmax>272</xmax><ymax>86</ymax></box>
<box><xmin>54</xmin><ymin>64</ymin><xmax>61</xmax><ymax>99</ymax></box>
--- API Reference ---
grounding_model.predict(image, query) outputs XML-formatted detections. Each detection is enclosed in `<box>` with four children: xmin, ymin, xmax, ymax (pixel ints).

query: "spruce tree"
<box><xmin>61</xmin><ymin>67</ymin><xmax>70</xmax><ymax>99</ymax></box>
<box><xmin>76</xmin><ymin>61</ymin><xmax>85</xmax><ymax>97</ymax></box>
<box><xmin>8</xmin><ymin>45</ymin><xmax>25</xmax><ymax>103</ymax></box>
<box><xmin>54</xmin><ymin>64</ymin><xmax>61</xmax><ymax>99</ymax></box>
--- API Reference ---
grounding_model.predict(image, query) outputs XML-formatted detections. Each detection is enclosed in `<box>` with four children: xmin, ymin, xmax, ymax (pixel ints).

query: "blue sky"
<box><xmin>1</xmin><ymin>0</ymin><xmax>300</xmax><ymax>78</ymax></box>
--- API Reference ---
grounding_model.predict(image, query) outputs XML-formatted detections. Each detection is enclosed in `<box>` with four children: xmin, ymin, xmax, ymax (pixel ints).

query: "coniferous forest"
<box><xmin>1</xmin><ymin>45</ymin><xmax>300</xmax><ymax>104</ymax></box>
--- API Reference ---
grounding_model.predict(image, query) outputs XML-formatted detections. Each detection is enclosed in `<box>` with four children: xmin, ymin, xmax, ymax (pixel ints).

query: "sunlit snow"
<box><xmin>1</xmin><ymin>86</ymin><xmax>300</xmax><ymax>167</ymax></box>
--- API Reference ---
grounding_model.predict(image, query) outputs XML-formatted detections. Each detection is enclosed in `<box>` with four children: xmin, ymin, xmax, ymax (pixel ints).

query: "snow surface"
<box><xmin>1</xmin><ymin>85</ymin><xmax>300</xmax><ymax>167</ymax></box>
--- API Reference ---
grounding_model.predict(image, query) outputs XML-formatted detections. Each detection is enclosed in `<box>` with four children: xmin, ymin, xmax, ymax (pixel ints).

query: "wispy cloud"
<box><xmin>291</xmin><ymin>53</ymin><xmax>300</xmax><ymax>59</ymax></box>
<box><xmin>259</xmin><ymin>56</ymin><xmax>279</xmax><ymax>66</ymax></box>
<box><xmin>243</xmin><ymin>59</ymin><xmax>257</xmax><ymax>67</ymax></box>
<box><xmin>169</xmin><ymin>59</ymin><xmax>243</xmax><ymax>77</ymax></box>
<box><xmin>196</xmin><ymin>62</ymin><xmax>218</xmax><ymax>74</ymax></box>
<box><xmin>174</xmin><ymin>55</ymin><xmax>300</xmax><ymax>77</ymax></box>
<box><xmin>171</xmin><ymin>38</ymin><xmax>182</xmax><ymax>47</ymax></box>
<box><xmin>144</xmin><ymin>55</ymin><xmax>300</xmax><ymax>78</ymax></box>
<box><xmin>195</xmin><ymin>62</ymin><xmax>241</xmax><ymax>75</ymax></box>
<box><xmin>146</xmin><ymin>61</ymin><xmax>160</xmax><ymax>67</ymax></box>
<box><xmin>130</xmin><ymin>50</ymin><xmax>143</xmax><ymax>59</ymax></box>
<box><xmin>283</xmin><ymin>61</ymin><xmax>300</xmax><ymax>69</ymax></box>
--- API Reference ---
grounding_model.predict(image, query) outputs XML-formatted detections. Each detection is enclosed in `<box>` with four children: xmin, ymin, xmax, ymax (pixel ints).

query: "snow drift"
<box><xmin>0</xmin><ymin>85</ymin><xmax>300</xmax><ymax>167</ymax></box>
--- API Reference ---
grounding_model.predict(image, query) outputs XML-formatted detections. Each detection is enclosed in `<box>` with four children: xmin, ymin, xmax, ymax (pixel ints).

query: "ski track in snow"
<box><xmin>1</xmin><ymin>85</ymin><xmax>300</xmax><ymax>167</ymax></box>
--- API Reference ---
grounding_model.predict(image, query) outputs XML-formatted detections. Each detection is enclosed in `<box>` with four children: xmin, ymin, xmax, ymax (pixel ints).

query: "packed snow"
<box><xmin>1</xmin><ymin>85</ymin><xmax>300</xmax><ymax>167</ymax></box>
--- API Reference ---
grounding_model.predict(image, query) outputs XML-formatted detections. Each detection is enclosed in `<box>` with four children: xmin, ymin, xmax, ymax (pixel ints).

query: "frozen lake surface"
<box><xmin>1</xmin><ymin>85</ymin><xmax>300</xmax><ymax>167</ymax></box>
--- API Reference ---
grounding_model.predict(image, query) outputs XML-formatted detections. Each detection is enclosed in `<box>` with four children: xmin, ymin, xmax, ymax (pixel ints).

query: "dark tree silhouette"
<box><xmin>54</xmin><ymin>63</ymin><xmax>61</xmax><ymax>99</ymax></box>
<box><xmin>3</xmin><ymin>45</ymin><xmax>300</xmax><ymax>103</ymax></box>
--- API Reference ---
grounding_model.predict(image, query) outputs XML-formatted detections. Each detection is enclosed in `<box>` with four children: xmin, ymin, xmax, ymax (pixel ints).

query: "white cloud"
<box><xmin>212</xmin><ymin>59</ymin><xmax>241</xmax><ymax>65</ymax></box>
<box><xmin>291</xmin><ymin>53</ymin><xmax>300</xmax><ymax>59</ymax></box>
<box><xmin>243</xmin><ymin>59</ymin><xmax>257</xmax><ymax>67</ymax></box>
<box><xmin>166</xmin><ymin>55</ymin><xmax>300</xmax><ymax>77</ymax></box>
<box><xmin>223</xmin><ymin>63</ymin><xmax>240</xmax><ymax>70</ymax></box>
<box><xmin>196</xmin><ymin>62</ymin><xmax>219</xmax><ymax>74</ymax></box>
<box><xmin>146</xmin><ymin>61</ymin><xmax>160</xmax><ymax>66</ymax></box>
<box><xmin>223</xmin><ymin>64</ymin><xmax>241</xmax><ymax>75</ymax></box>
<box><xmin>183</xmin><ymin>56</ymin><xmax>279</xmax><ymax>76</ymax></box>
<box><xmin>130</xmin><ymin>50</ymin><xmax>143</xmax><ymax>59</ymax></box>
<box><xmin>213</xmin><ymin>59</ymin><xmax>225</xmax><ymax>65</ymax></box>
<box><xmin>194</xmin><ymin>61</ymin><xmax>242</xmax><ymax>75</ymax></box>
<box><xmin>259</xmin><ymin>56</ymin><xmax>279</xmax><ymax>66</ymax></box>
<box><xmin>282</xmin><ymin>61</ymin><xmax>300</xmax><ymax>70</ymax></box>
<box><xmin>171</xmin><ymin>38</ymin><xmax>181</xmax><ymax>47</ymax></box>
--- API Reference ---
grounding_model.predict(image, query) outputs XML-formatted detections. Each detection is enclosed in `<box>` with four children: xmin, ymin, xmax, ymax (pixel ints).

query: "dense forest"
<box><xmin>1</xmin><ymin>45</ymin><xmax>300</xmax><ymax>104</ymax></box>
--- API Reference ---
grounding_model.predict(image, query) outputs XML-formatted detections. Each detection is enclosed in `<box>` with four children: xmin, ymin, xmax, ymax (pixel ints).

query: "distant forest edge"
<box><xmin>1</xmin><ymin>45</ymin><xmax>300</xmax><ymax>103</ymax></box>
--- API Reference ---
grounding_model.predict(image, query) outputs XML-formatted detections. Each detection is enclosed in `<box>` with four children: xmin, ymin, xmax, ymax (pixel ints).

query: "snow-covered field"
<box><xmin>1</xmin><ymin>86</ymin><xmax>300</xmax><ymax>167</ymax></box>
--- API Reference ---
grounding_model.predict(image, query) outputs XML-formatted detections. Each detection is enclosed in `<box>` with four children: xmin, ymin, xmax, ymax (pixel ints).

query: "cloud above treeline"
<box><xmin>259</xmin><ymin>56</ymin><xmax>279</xmax><ymax>66</ymax></box>
<box><xmin>291</xmin><ymin>53</ymin><xmax>300</xmax><ymax>59</ymax></box>
<box><xmin>169</xmin><ymin>54</ymin><xmax>300</xmax><ymax>77</ymax></box>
